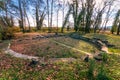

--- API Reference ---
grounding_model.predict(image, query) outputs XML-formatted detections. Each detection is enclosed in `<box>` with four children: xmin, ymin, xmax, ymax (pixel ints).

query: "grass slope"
<box><xmin>84</xmin><ymin>33</ymin><xmax>120</xmax><ymax>53</ymax></box>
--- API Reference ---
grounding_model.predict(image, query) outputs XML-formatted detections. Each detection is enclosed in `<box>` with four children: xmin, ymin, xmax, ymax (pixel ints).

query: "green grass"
<box><xmin>53</xmin><ymin>37</ymin><xmax>99</xmax><ymax>53</ymax></box>
<box><xmin>0</xmin><ymin>53</ymin><xmax>55</xmax><ymax>80</ymax></box>
<box><xmin>0</xmin><ymin>50</ymin><xmax>120</xmax><ymax>79</ymax></box>
<box><xmin>106</xmin><ymin>54</ymin><xmax>120</xmax><ymax>79</ymax></box>
<box><xmin>35</xmin><ymin>44</ymin><xmax>84</xmax><ymax>59</ymax></box>
<box><xmin>109</xmin><ymin>48</ymin><xmax>120</xmax><ymax>53</ymax></box>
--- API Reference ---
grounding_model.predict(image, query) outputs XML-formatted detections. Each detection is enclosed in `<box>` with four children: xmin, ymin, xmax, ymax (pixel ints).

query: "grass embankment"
<box><xmin>53</xmin><ymin>37</ymin><xmax>99</xmax><ymax>54</ymax></box>
<box><xmin>83</xmin><ymin>33</ymin><xmax>120</xmax><ymax>53</ymax></box>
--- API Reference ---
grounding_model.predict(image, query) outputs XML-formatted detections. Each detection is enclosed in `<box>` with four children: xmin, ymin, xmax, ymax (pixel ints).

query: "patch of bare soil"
<box><xmin>10</xmin><ymin>38</ymin><xmax>49</xmax><ymax>56</ymax></box>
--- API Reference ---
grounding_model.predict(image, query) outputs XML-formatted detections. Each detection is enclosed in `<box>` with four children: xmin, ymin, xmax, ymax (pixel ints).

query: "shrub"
<box><xmin>11</xmin><ymin>27</ymin><xmax>20</xmax><ymax>32</ymax></box>
<box><xmin>1</xmin><ymin>27</ymin><xmax>20</xmax><ymax>40</ymax></box>
<box><xmin>1</xmin><ymin>28</ymin><xmax>14</xmax><ymax>40</ymax></box>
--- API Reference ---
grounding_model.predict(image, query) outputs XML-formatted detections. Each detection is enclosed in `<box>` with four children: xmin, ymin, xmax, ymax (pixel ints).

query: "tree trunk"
<box><xmin>85</xmin><ymin>0</ymin><xmax>94</xmax><ymax>33</ymax></box>
<box><xmin>50</xmin><ymin>0</ymin><xmax>53</xmax><ymax>32</ymax></box>
<box><xmin>26</xmin><ymin>13</ymin><xmax>31</xmax><ymax>31</ymax></box>
<box><xmin>117</xmin><ymin>23</ymin><xmax>120</xmax><ymax>35</ymax></box>
<box><xmin>62</xmin><ymin>0</ymin><xmax>65</xmax><ymax>27</ymax></box>
<box><xmin>10</xmin><ymin>15</ymin><xmax>14</xmax><ymax>27</ymax></box>
<box><xmin>61</xmin><ymin>4</ymin><xmax>72</xmax><ymax>33</ymax></box>
<box><xmin>18</xmin><ymin>0</ymin><xmax>25</xmax><ymax>33</ymax></box>
<box><xmin>57</xmin><ymin>10</ymin><xmax>59</xmax><ymax>33</ymax></box>
<box><xmin>47</xmin><ymin>0</ymin><xmax>50</xmax><ymax>32</ymax></box>
<box><xmin>36</xmin><ymin>5</ymin><xmax>39</xmax><ymax>30</ymax></box>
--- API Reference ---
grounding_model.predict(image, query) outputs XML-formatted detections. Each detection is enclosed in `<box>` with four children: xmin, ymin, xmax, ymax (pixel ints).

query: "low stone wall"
<box><xmin>5</xmin><ymin>43</ymin><xmax>39</xmax><ymax>60</ymax></box>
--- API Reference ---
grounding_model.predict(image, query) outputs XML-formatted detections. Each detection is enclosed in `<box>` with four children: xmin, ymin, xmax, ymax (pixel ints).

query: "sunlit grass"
<box><xmin>53</xmin><ymin>37</ymin><xmax>99</xmax><ymax>53</ymax></box>
<box><xmin>34</xmin><ymin>40</ymin><xmax>85</xmax><ymax>58</ymax></box>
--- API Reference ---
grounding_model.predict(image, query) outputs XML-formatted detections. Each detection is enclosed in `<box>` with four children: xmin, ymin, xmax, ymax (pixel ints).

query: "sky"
<box><xmin>15</xmin><ymin>0</ymin><xmax>120</xmax><ymax>27</ymax></box>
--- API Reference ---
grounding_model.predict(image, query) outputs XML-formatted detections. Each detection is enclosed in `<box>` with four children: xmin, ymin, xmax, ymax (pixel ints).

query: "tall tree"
<box><xmin>0</xmin><ymin>0</ymin><xmax>15</xmax><ymax>27</ymax></box>
<box><xmin>61</xmin><ymin>4</ymin><xmax>72</xmax><ymax>33</ymax></box>
<box><xmin>103</xmin><ymin>0</ymin><xmax>115</xmax><ymax>31</ymax></box>
<box><xmin>31</xmin><ymin>0</ymin><xmax>46</xmax><ymax>30</ymax></box>
<box><xmin>85</xmin><ymin>0</ymin><xmax>95</xmax><ymax>33</ymax></box>
<box><xmin>50</xmin><ymin>0</ymin><xmax>54</xmax><ymax>32</ymax></box>
<box><xmin>111</xmin><ymin>10</ymin><xmax>120</xmax><ymax>34</ymax></box>
<box><xmin>47</xmin><ymin>0</ymin><xmax>50</xmax><ymax>32</ymax></box>
<box><xmin>62</xmin><ymin>0</ymin><xmax>65</xmax><ymax>26</ymax></box>
<box><xmin>18</xmin><ymin>0</ymin><xmax>25</xmax><ymax>32</ymax></box>
<box><xmin>55</xmin><ymin>0</ymin><xmax>61</xmax><ymax>33</ymax></box>
<box><xmin>93</xmin><ymin>11</ymin><xmax>102</xmax><ymax>33</ymax></box>
<box><xmin>117</xmin><ymin>22</ymin><xmax>120</xmax><ymax>35</ymax></box>
<box><xmin>93</xmin><ymin>2</ymin><xmax>107</xmax><ymax>33</ymax></box>
<box><xmin>22</xmin><ymin>0</ymin><xmax>31</xmax><ymax>31</ymax></box>
<box><xmin>72</xmin><ymin>0</ymin><xmax>79</xmax><ymax>31</ymax></box>
<box><xmin>35</xmin><ymin>2</ymin><xmax>39</xmax><ymax>30</ymax></box>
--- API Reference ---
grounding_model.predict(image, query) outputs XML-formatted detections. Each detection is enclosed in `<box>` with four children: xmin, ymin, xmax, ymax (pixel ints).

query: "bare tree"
<box><xmin>18</xmin><ymin>0</ymin><xmax>25</xmax><ymax>32</ymax></box>
<box><xmin>0</xmin><ymin>0</ymin><xmax>15</xmax><ymax>27</ymax></box>
<box><xmin>61</xmin><ymin>4</ymin><xmax>72</xmax><ymax>33</ymax></box>
<box><xmin>117</xmin><ymin>22</ymin><xmax>120</xmax><ymax>35</ymax></box>
<box><xmin>22</xmin><ymin>0</ymin><xmax>31</xmax><ymax>31</ymax></box>
<box><xmin>103</xmin><ymin>0</ymin><xmax>115</xmax><ymax>31</ymax></box>
<box><xmin>47</xmin><ymin>0</ymin><xmax>50</xmax><ymax>32</ymax></box>
<box><xmin>93</xmin><ymin>0</ymin><xmax>114</xmax><ymax>33</ymax></box>
<box><xmin>50</xmin><ymin>0</ymin><xmax>54</xmax><ymax>32</ymax></box>
<box><xmin>30</xmin><ymin>0</ymin><xmax>46</xmax><ymax>30</ymax></box>
<box><xmin>35</xmin><ymin>2</ymin><xmax>39</xmax><ymax>30</ymax></box>
<box><xmin>62</xmin><ymin>0</ymin><xmax>65</xmax><ymax>26</ymax></box>
<box><xmin>55</xmin><ymin>0</ymin><xmax>61</xmax><ymax>33</ymax></box>
<box><xmin>85</xmin><ymin>0</ymin><xmax>95</xmax><ymax>33</ymax></box>
<box><xmin>93</xmin><ymin>5</ymin><xmax>105</xmax><ymax>33</ymax></box>
<box><xmin>111</xmin><ymin>9</ymin><xmax>120</xmax><ymax>34</ymax></box>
